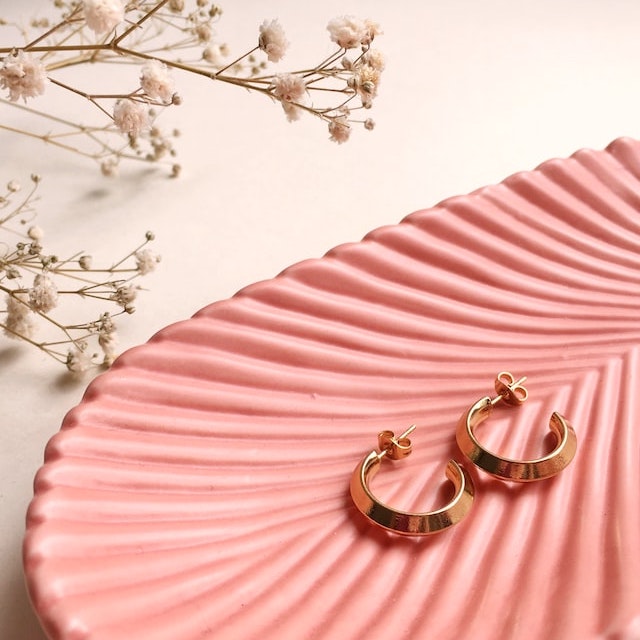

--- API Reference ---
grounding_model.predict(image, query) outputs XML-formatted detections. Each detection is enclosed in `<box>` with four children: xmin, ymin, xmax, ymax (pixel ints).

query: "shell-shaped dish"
<box><xmin>24</xmin><ymin>138</ymin><xmax>640</xmax><ymax>640</ymax></box>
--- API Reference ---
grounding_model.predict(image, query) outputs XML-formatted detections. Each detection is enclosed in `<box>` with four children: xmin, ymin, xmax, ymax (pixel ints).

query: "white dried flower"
<box><xmin>28</xmin><ymin>273</ymin><xmax>58</xmax><ymax>313</ymax></box>
<box><xmin>134</xmin><ymin>248</ymin><xmax>161</xmax><ymax>275</ymax></box>
<box><xmin>7</xmin><ymin>180</ymin><xmax>21</xmax><ymax>192</ymax></box>
<box><xmin>3</xmin><ymin>294</ymin><xmax>35</xmax><ymax>340</ymax></box>
<box><xmin>203</xmin><ymin>44</ymin><xmax>224</xmax><ymax>66</ymax></box>
<box><xmin>362</xmin><ymin>19</ymin><xmax>383</xmax><ymax>46</ymax></box>
<box><xmin>112</xmin><ymin>283</ymin><xmax>138</xmax><ymax>311</ymax></box>
<box><xmin>100</xmin><ymin>158</ymin><xmax>119</xmax><ymax>177</ymax></box>
<box><xmin>40</xmin><ymin>255</ymin><xmax>58</xmax><ymax>269</ymax></box>
<box><xmin>341</xmin><ymin>56</ymin><xmax>354</xmax><ymax>70</ymax></box>
<box><xmin>195</xmin><ymin>23</ymin><xmax>212</xmax><ymax>43</ymax></box>
<box><xmin>327</xmin><ymin>16</ymin><xmax>368</xmax><ymax>49</ymax></box>
<box><xmin>113</xmin><ymin>99</ymin><xmax>149</xmax><ymax>137</ymax></box>
<box><xmin>328</xmin><ymin>111</ymin><xmax>351</xmax><ymax>144</ymax></box>
<box><xmin>258</xmin><ymin>19</ymin><xmax>289</xmax><ymax>62</ymax></box>
<box><xmin>364</xmin><ymin>118</ymin><xmax>375</xmax><ymax>130</ymax></box>
<box><xmin>82</xmin><ymin>0</ymin><xmax>125</xmax><ymax>35</ymax></box>
<box><xmin>362</xmin><ymin>49</ymin><xmax>386</xmax><ymax>71</ymax></box>
<box><xmin>0</xmin><ymin>51</ymin><xmax>47</xmax><ymax>102</ymax></box>
<box><xmin>27</xmin><ymin>225</ymin><xmax>44</xmax><ymax>240</ymax></box>
<box><xmin>281</xmin><ymin>101</ymin><xmax>302</xmax><ymax>122</ymax></box>
<box><xmin>353</xmin><ymin>65</ymin><xmax>381</xmax><ymax>100</ymax></box>
<box><xmin>66</xmin><ymin>346</ymin><xmax>93</xmax><ymax>374</ymax></box>
<box><xmin>272</xmin><ymin>73</ymin><xmax>306</xmax><ymax>103</ymax></box>
<box><xmin>140</xmin><ymin>60</ymin><xmax>175</xmax><ymax>103</ymax></box>
<box><xmin>78</xmin><ymin>255</ymin><xmax>93</xmax><ymax>270</ymax></box>
<box><xmin>97</xmin><ymin>312</ymin><xmax>116</xmax><ymax>335</ymax></box>
<box><xmin>97</xmin><ymin>313</ymin><xmax>118</xmax><ymax>365</ymax></box>
<box><xmin>168</xmin><ymin>0</ymin><xmax>184</xmax><ymax>12</ymax></box>
<box><xmin>28</xmin><ymin>239</ymin><xmax>42</xmax><ymax>255</ymax></box>
<box><xmin>99</xmin><ymin>333</ymin><xmax>118</xmax><ymax>365</ymax></box>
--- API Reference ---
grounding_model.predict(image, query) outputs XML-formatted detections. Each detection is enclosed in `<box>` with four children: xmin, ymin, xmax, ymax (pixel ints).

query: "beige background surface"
<box><xmin>2</xmin><ymin>1</ymin><xmax>640</xmax><ymax>637</ymax></box>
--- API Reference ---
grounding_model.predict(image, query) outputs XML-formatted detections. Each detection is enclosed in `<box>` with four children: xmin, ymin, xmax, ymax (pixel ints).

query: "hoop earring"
<box><xmin>350</xmin><ymin>425</ymin><xmax>474</xmax><ymax>536</ymax></box>
<box><xmin>456</xmin><ymin>372</ymin><xmax>577</xmax><ymax>482</ymax></box>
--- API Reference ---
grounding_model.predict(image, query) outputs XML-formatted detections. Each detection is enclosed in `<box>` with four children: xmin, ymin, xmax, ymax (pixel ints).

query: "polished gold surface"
<box><xmin>456</xmin><ymin>372</ymin><xmax>577</xmax><ymax>482</ymax></box>
<box><xmin>350</xmin><ymin>426</ymin><xmax>474</xmax><ymax>536</ymax></box>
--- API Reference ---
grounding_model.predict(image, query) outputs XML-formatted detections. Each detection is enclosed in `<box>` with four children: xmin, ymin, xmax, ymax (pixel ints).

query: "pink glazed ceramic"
<box><xmin>24</xmin><ymin>138</ymin><xmax>640</xmax><ymax>639</ymax></box>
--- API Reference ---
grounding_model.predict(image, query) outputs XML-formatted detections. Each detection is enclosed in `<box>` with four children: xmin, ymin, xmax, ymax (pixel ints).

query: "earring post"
<box><xmin>398</xmin><ymin>424</ymin><xmax>417</xmax><ymax>440</ymax></box>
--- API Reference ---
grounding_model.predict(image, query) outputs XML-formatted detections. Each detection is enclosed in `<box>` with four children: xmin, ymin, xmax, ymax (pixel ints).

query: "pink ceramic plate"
<box><xmin>25</xmin><ymin>138</ymin><xmax>640</xmax><ymax>640</ymax></box>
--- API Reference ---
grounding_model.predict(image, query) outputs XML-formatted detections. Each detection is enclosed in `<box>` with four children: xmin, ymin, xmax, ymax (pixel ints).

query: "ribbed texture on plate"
<box><xmin>24</xmin><ymin>138</ymin><xmax>640</xmax><ymax>640</ymax></box>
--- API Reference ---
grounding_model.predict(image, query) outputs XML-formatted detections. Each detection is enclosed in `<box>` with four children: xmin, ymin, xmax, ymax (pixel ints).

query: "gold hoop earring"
<box><xmin>455</xmin><ymin>372</ymin><xmax>577</xmax><ymax>482</ymax></box>
<box><xmin>350</xmin><ymin>426</ymin><xmax>474</xmax><ymax>536</ymax></box>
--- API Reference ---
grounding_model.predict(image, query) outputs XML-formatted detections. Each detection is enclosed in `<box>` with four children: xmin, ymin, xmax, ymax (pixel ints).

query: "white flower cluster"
<box><xmin>3</xmin><ymin>294</ymin><xmax>35</xmax><ymax>340</ymax></box>
<box><xmin>134</xmin><ymin>248</ymin><xmax>161</xmax><ymax>275</ymax></box>
<box><xmin>258</xmin><ymin>19</ymin><xmax>302</xmax><ymax>121</ymax></box>
<box><xmin>97</xmin><ymin>312</ymin><xmax>118</xmax><ymax>366</ymax></box>
<box><xmin>28</xmin><ymin>273</ymin><xmax>58</xmax><ymax>313</ymax></box>
<box><xmin>1</xmin><ymin>178</ymin><xmax>159</xmax><ymax>373</ymax></box>
<box><xmin>259</xmin><ymin>19</ymin><xmax>289</xmax><ymax>63</ymax></box>
<box><xmin>65</xmin><ymin>312</ymin><xmax>119</xmax><ymax>373</ymax></box>
<box><xmin>0</xmin><ymin>50</ymin><xmax>47</xmax><ymax>103</ymax></box>
<box><xmin>327</xmin><ymin>16</ymin><xmax>381</xmax><ymax>49</ymax></box>
<box><xmin>113</xmin><ymin>99</ymin><xmax>149</xmax><ymax>138</ymax></box>
<box><xmin>82</xmin><ymin>0</ymin><xmax>125</xmax><ymax>35</ymax></box>
<box><xmin>272</xmin><ymin>73</ymin><xmax>307</xmax><ymax>122</ymax></box>
<box><xmin>328</xmin><ymin>108</ymin><xmax>351</xmax><ymax>145</ymax></box>
<box><xmin>1</xmin><ymin>4</ymin><xmax>384</xmax><ymax>174</ymax></box>
<box><xmin>111</xmin><ymin>61</ymin><xmax>177</xmax><ymax>139</ymax></box>
<box><xmin>111</xmin><ymin>283</ymin><xmax>139</xmax><ymax>313</ymax></box>
<box><xmin>2</xmin><ymin>267</ymin><xmax>59</xmax><ymax>342</ymax></box>
<box><xmin>327</xmin><ymin>17</ymin><xmax>384</xmax><ymax>144</ymax></box>
<box><xmin>258</xmin><ymin>15</ymin><xmax>383</xmax><ymax>143</ymax></box>
<box><xmin>140</xmin><ymin>60</ymin><xmax>175</xmax><ymax>104</ymax></box>
<box><xmin>3</xmin><ymin>273</ymin><xmax>58</xmax><ymax>342</ymax></box>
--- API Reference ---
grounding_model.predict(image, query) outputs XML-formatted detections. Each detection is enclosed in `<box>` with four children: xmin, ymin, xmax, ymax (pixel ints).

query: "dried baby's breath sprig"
<box><xmin>0</xmin><ymin>175</ymin><xmax>159</xmax><ymax>374</ymax></box>
<box><xmin>0</xmin><ymin>3</ymin><xmax>384</xmax><ymax>174</ymax></box>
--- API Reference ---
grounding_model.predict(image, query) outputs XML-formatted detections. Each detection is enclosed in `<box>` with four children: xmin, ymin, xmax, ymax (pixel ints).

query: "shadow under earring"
<box><xmin>456</xmin><ymin>372</ymin><xmax>577</xmax><ymax>482</ymax></box>
<box><xmin>350</xmin><ymin>425</ymin><xmax>474</xmax><ymax>536</ymax></box>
